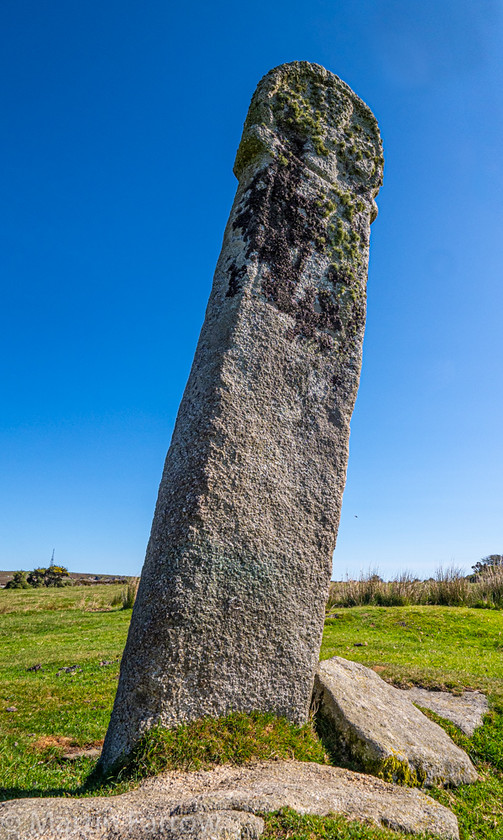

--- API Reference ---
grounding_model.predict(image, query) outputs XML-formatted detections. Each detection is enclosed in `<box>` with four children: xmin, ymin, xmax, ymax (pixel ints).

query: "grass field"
<box><xmin>1</xmin><ymin>586</ymin><xmax>502</xmax><ymax>839</ymax></box>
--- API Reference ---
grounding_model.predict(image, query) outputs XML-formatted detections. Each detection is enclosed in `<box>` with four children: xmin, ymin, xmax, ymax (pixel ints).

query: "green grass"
<box><xmin>1</xmin><ymin>589</ymin><xmax>503</xmax><ymax>838</ymax></box>
<box><xmin>262</xmin><ymin>809</ymin><xmax>437</xmax><ymax>840</ymax></box>
<box><xmin>321</xmin><ymin>606</ymin><xmax>503</xmax><ymax>699</ymax></box>
<box><xmin>90</xmin><ymin>712</ymin><xmax>327</xmax><ymax>791</ymax></box>
<box><xmin>0</xmin><ymin>585</ymin><xmax>129</xmax><ymax>796</ymax></box>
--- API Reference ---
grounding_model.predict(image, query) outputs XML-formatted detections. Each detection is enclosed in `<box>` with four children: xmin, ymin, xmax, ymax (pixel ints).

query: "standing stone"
<box><xmin>100</xmin><ymin>61</ymin><xmax>383</xmax><ymax>772</ymax></box>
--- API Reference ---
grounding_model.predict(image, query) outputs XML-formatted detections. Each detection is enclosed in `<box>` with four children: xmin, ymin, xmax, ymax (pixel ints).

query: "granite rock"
<box><xmin>314</xmin><ymin>657</ymin><xmax>478</xmax><ymax>787</ymax></box>
<box><xmin>100</xmin><ymin>61</ymin><xmax>383</xmax><ymax>771</ymax></box>
<box><xmin>398</xmin><ymin>687</ymin><xmax>488</xmax><ymax>736</ymax></box>
<box><xmin>0</xmin><ymin>760</ymin><xmax>458</xmax><ymax>840</ymax></box>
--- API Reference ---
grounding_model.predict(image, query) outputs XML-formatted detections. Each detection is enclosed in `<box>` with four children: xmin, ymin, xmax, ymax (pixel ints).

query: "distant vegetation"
<box><xmin>2</xmin><ymin>568</ymin><xmax>127</xmax><ymax>589</ymax></box>
<box><xmin>5</xmin><ymin>565</ymin><xmax>70</xmax><ymax>589</ymax></box>
<box><xmin>472</xmin><ymin>553</ymin><xmax>503</xmax><ymax>576</ymax></box>
<box><xmin>110</xmin><ymin>576</ymin><xmax>140</xmax><ymax>610</ymax></box>
<box><xmin>328</xmin><ymin>560</ymin><xmax>503</xmax><ymax>611</ymax></box>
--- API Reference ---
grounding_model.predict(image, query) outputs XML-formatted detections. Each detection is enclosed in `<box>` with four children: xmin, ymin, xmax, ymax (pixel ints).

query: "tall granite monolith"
<box><xmin>100</xmin><ymin>61</ymin><xmax>383</xmax><ymax>772</ymax></box>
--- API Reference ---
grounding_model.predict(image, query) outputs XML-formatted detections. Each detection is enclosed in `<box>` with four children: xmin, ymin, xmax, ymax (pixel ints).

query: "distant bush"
<box><xmin>10</xmin><ymin>565</ymin><xmax>71</xmax><ymax>589</ymax></box>
<box><xmin>5</xmin><ymin>571</ymin><xmax>30</xmax><ymax>590</ymax></box>
<box><xmin>472</xmin><ymin>554</ymin><xmax>503</xmax><ymax>576</ymax></box>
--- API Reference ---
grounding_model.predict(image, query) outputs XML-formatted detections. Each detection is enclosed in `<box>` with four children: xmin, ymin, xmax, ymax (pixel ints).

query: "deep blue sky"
<box><xmin>1</xmin><ymin>0</ymin><xmax>502</xmax><ymax>580</ymax></box>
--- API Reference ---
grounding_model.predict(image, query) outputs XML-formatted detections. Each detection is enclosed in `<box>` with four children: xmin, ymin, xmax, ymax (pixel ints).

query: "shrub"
<box><xmin>26</xmin><ymin>567</ymin><xmax>47</xmax><ymax>588</ymax></box>
<box><xmin>44</xmin><ymin>565</ymin><xmax>70</xmax><ymax>587</ymax></box>
<box><xmin>26</xmin><ymin>565</ymin><xmax>70</xmax><ymax>588</ymax></box>
<box><xmin>472</xmin><ymin>554</ymin><xmax>503</xmax><ymax>576</ymax></box>
<box><xmin>5</xmin><ymin>571</ymin><xmax>30</xmax><ymax>589</ymax></box>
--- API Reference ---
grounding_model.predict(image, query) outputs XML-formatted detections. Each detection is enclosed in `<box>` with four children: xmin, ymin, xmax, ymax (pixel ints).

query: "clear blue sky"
<box><xmin>1</xmin><ymin>0</ymin><xmax>502</xmax><ymax>580</ymax></box>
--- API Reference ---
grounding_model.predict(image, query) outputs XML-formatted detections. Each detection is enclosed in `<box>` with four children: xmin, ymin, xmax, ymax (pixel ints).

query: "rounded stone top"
<box><xmin>234</xmin><ymin>61</ymin><xmax>383</xmax><ymax>202</ymax></box>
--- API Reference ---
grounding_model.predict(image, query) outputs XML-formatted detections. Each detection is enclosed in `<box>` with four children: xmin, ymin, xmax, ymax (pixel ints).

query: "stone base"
<box><xmin>0</xmin><ymin>760</ymin><xmax>458</xmax><ymax>840</ymax></box>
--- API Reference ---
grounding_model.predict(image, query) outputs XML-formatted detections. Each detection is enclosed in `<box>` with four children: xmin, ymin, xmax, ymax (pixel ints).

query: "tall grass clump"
<box><xmin>473</xmin><ymin>564</ymin><xmax>503</xmax><ymax>608</ymax></box>
<box><xmin>374</xmin><ymin>572</ymin><xmax>425</xmax><ymax>607</ymax></box>
<box><xmin>327</xmin><ymin>571</ymin><xmax>424</xmax><ymax>610</ymax></box>
<box><xmin>326</xmin><ymin>566</ymin><xmax>503</xmax><ymax>610</ymax></box>
<box><xmin>121</xmin><ymin>577</ymin><xmax>139</xmax><ymax>610</ymax></box>
<box><xmin>327</xmin><ymin>570</ymin><xmax>384</xmax><ymax>609</ymax></box>
<box><xmin>427</xmin><ymin>566</ymin><xmax>469</xmax><ymax>606</ymax></box>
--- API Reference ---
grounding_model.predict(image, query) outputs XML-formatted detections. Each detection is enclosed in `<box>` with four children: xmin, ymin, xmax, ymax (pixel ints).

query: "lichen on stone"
<box><xmin>368</xmin><ymin>753</ymin><xmax>428</xmax><ymax>788</ymax></box>
<box><xmin>231</xmin><ymin>61</ymin><xmax>382</xmax><ymax>355</ymax></box>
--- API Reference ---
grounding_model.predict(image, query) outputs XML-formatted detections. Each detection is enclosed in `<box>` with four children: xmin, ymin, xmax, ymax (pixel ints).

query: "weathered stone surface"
<box><xmin>314</xmin><ymin>657</ymin><xmax>478</xmax><ymax>787</ymax></box>
<box><xmin>100</xmin><ymin>61</ymin><xmax>383</xmax><ymax>771</ymax></box>
<box><xmin>0</xmin><ymin>761</ymin><xmax>459</xmax><ymax>840</ymax></box>
<box><xmin>0</xmin><ymin>799</ymin><xmax>263</xmax><ymax>840</ymax></box>
<box><xmin>397</xmin><ymin>687</ymin><xmax>488</xmax><ymax>736</ymax></box>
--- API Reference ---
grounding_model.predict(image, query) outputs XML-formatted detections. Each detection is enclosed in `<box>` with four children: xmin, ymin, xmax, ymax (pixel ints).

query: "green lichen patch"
<box><xmin>369</xmin><ymin>753</ymin><xmax>428</xmax><ymax>788</ymax></box>
<box><xmin>234</xmin><ymin>133</ymin><xmax>271</xmax><ymax>180</ymax></box>
<box><xmin>274</xmin><ymin>82</ymin><xmax>330</xmax><ymax>157</ymax></box>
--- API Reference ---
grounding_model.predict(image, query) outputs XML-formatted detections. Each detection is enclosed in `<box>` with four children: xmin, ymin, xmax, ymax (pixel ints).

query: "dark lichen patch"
<box><xmin>232</xmin><ymin>156</ymin><xmax>365</xmax><ymax>354</ymax></box>
<box><xmin>226</xmin><ymin>263</ymin><xmax>248</xmax><ymax>298</ymax></box>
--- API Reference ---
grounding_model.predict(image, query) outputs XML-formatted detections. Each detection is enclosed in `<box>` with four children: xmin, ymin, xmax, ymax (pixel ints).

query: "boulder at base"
<box><xmin>0</xmin><ymin>760</ymin><xmax>459</xmax><ymax>840</ymax></box>
<box><xmin>314</xmin><ymin>657</ymin><xmax>478</xmax><ymax>787</ymax></box>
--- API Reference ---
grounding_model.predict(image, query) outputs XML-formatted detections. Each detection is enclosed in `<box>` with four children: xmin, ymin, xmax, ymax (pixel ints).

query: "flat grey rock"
<box><xmin>314</xmin><ymin>657</ymin><xmax>478</xmax><ymax>787</ymax></box>
<box><xmin>0</xmin><ymin>798</ymin><xmax>263</xmax><ymax>840</ymax></box>
<box><xmin>398</xmin><ymin>687</ymin><xmax>488</xmax><ymax>736</ymax></box>
<box><xmin>0</xmin><ymin>761</ymin><xmax>458</xmax><ymax>839</ymax></box>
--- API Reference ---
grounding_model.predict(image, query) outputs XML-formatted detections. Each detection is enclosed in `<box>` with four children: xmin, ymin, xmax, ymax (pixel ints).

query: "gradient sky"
<box><xmin>1</xmin><ymin>0</ymin><xmax>502</xmax><ymax>580</ymax></box>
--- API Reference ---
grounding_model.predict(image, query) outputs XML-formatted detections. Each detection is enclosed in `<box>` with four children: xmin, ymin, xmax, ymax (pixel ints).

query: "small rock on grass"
<box><xmin>314</xmin><ymin>657</ymin><xmax>478</xmax><ymax>787</ymax></box>
<box><xmin>397</xmin><ymin>686</ymin><xmax>488</xmax><ymax>737</ymax></box>
<box><xmin>56</xmin><ymin>665</ymin><xmax>82</xmax><ymax>676</ymax></box>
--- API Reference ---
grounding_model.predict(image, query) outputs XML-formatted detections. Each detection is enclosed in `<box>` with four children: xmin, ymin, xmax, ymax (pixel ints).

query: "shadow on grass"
<box><xmin>1</xmin><ymin>713</ymin><xmax>361</xmax><ymax>803</ymax></box>
<box><xmin>0</xmin><ymin>760</ymin><xmax>114</xmax><ymax>802</ymax></box>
